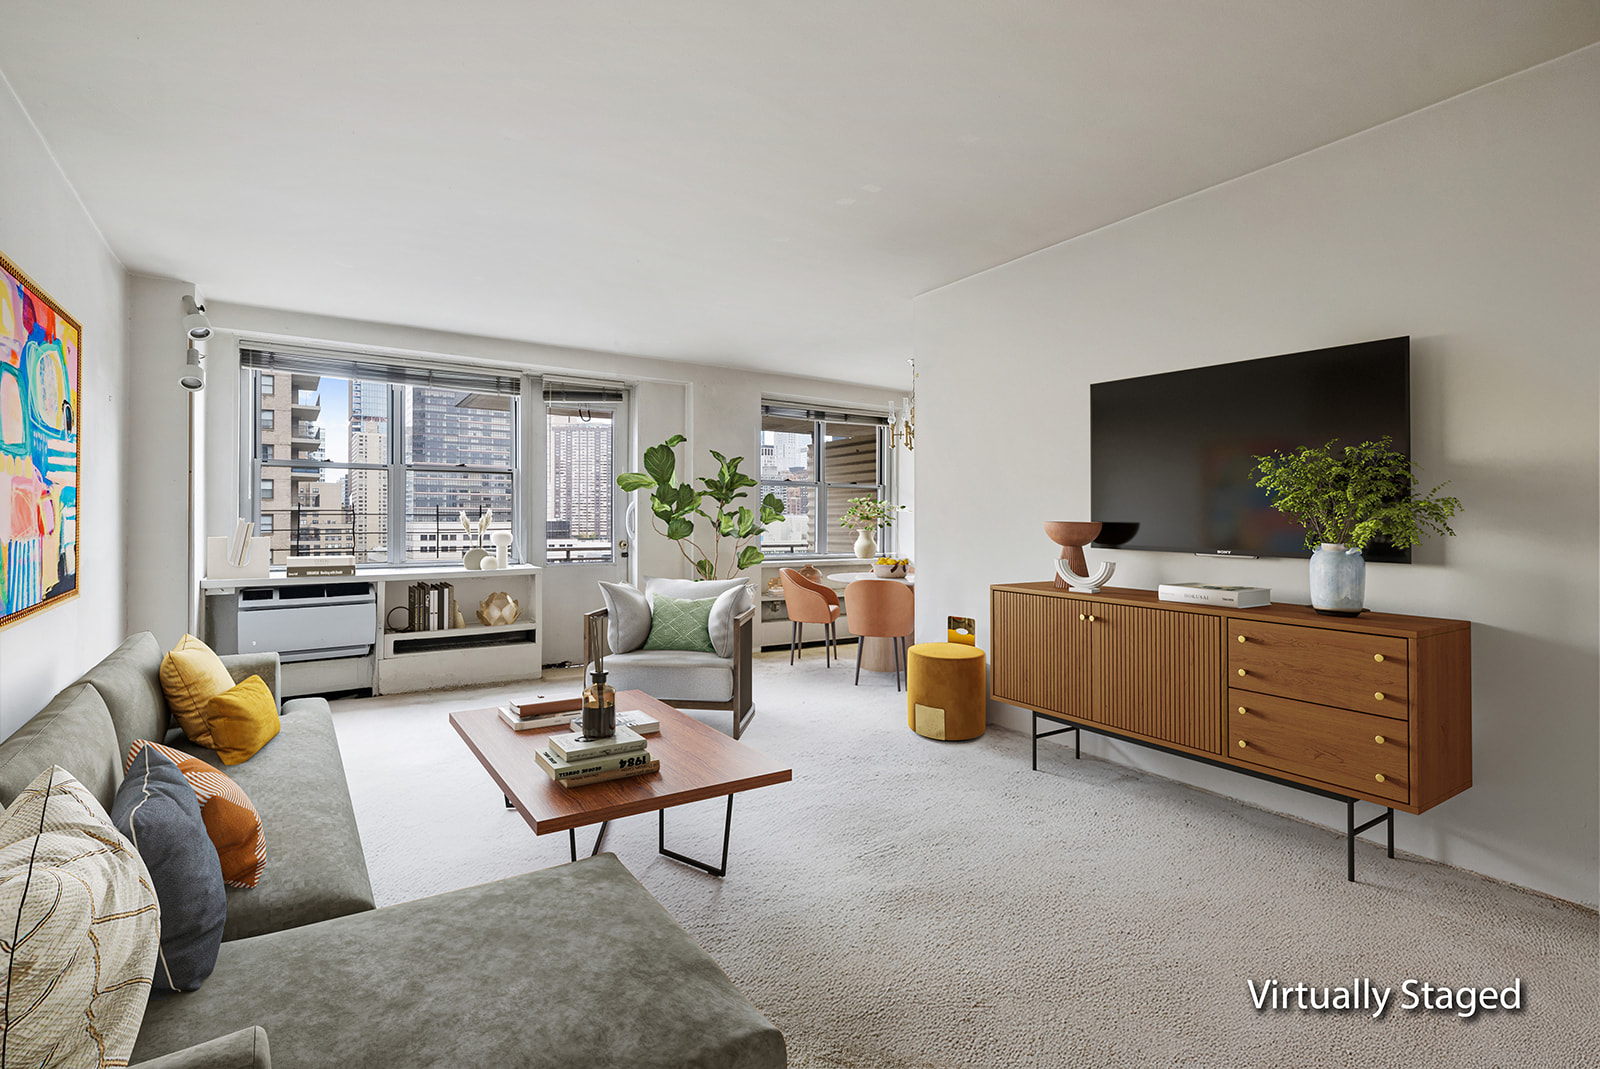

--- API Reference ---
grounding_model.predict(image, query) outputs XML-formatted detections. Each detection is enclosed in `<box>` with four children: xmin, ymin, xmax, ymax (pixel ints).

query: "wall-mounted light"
<box><xmin>182</xmin><ymin>294</ymin><xmax>212</xmax><ymax>341</ymax></box>
<box><xmin>888</xmin><ymin>358</ymin><xmax>916</xmax><ymax>451</ymax></box>
<box><xmin>180</xmin><ymin>346</ymin><xmax>205</xmax><ymax>392</ymax></box>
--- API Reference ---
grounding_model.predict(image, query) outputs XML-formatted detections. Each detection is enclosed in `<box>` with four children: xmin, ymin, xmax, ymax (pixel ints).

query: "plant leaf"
<box><xmin>736</xmin><ymin>545</ymin><xmax>765</xmax><ymax>570</ymax></box>
<box><xmin>643</xmin><ymin>442</ymin><xmax>678</xmax><ymax>487</ymax></box>
<box><xmin>617</xmin><ymin>472</ymin><xmax>655</xmax><ymax>493</ymax></box>
<box><xmin>666</xmin><ymin>516</ymin><xmax>695</xmax><ymax>541</ymax></box>
<box><xmin>694</xmin><ymin>557</ymin><xmax>716</xmax><ymax>580</ymax></box>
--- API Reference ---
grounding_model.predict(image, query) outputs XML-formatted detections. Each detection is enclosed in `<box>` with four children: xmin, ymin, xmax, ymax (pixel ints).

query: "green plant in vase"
<box><xmin>1252</xmin><ymin>437</ymin><xmax>1462</xmax><ymax>615</ymax></box>
<box><xmin>617</xmin><ymin>435</ymin><xmax>786</xmax><ymax>580</ymax></box>
<box><xmin>839</xmin><ymin>497</ymin><xmax>906</xmax><ymax>560</ymax></box>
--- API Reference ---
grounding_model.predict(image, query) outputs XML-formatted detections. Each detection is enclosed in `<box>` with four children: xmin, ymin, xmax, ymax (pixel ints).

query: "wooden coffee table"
<box><xmin>450</xmin><ymin>690</ymin><xmax>792</xmax><ymax>876</ymax></box>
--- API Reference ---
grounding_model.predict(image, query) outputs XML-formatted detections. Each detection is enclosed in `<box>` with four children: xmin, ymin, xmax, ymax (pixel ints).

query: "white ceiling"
<box><xmin>3</xmin><ymin>2</ymin><xmax>1597</xmax><ymax>387</ymax></box>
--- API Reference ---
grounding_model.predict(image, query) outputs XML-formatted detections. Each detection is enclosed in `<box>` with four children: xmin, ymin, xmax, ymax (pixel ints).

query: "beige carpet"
<box><xmin>331</xmin><ymin>650</ymin><xmax>1597</xmax><ymax>1069</ymax></box>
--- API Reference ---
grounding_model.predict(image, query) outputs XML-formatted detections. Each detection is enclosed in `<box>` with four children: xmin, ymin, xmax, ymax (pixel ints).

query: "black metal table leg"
<box><xmin>569</xmin><ymin>821</ymin><xmax>610</xmax><ymax>863</ymax></box>
<box><xmin>659</xmin><ymin>795</ymin><xmax>735</xmax><ymax>877</ymax></box>
<box><xmin>1346</xmin><ymin>801</ymin><xmax>1395</xmax><ymax>881</ymax></box>
<box><xmin>1032</xmin><ymin>713</ymin><xmax>1081</xmax><ymax>771</ymax></box>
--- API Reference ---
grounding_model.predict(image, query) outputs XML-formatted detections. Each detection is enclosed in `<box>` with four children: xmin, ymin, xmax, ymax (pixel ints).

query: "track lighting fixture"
<box><xmin>180</xmin><ymin>346</ymin><xmax>206</xmax><ymax>392</ymax></box>
<box><xmin>182</xmin><ymin>294</ymin><xmax>213</xmax><ymax>341</ymax></box>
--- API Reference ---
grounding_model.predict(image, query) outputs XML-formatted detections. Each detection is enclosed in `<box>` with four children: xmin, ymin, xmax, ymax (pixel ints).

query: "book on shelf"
<box><xmin>548</xmin><ymin>724</ymin><xmax>647</xmax><ymax>762</ymax></box>
<box><xmin>558</xmin><ymin>760</ymin><xmax>661</xmax><ymax>789</ymax></box>
<box><xmin>1157</xmin><ymin>582</ymin><xmax>1271</xmax><ymax>608</ymax></box>
<box><xmin>500</xmin><ymin>708</ymin><xmax>562</xmax><ymax>732</ymax></box>
<box><xmin>568</xmin><ymin>707</ymin><xmax>661</xmax><ymax>735</ymax></box>
<box><xmin>535</xmin><ymin>746</ymin><xmax>656</xmax><ymax>781</ymax></box>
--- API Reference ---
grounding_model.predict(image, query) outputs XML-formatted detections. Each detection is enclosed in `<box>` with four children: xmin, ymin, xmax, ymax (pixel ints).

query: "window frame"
<box><xmin>545</xmin><ymin>400</ymin><xmax>619</xmax><ymax>565</ymax></box>
<box><xmin>242</xmin><ymin>362</ymin><xmax>521</xmax><ymax>567</ymax></box>
<box><xmin>757</xmin><ymin>409</ymin><xmax>891</xmax><ymax>558</ymax></box>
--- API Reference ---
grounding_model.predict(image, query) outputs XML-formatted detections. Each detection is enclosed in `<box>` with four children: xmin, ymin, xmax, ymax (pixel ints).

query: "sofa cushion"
<box><xmin>171</xmin><ymin>696</ymin><xmax>374</xmax><ymax>941</ymax></box>
<box><xmin>113</xmin><ymin>747</ymin><xmax>226</xmax><ymax>992</ymax></box>
<box><xmin>161</xmin><ymin>634</ymin><xmax>237</xmax><ymax>749</ymax></box>
<box><xmin>708</xmin><ymin>584</ymin><xmax>745</xmax><ymax>657</ymax></box>
<box><xmin>643</xmin><ymin>593</ymin><xmax>718</xmax><ymax>653</ymax></box>
<box><xmin>131</xmin><ymin>854</ymin><xmax>786</xmax><ymax>1069</ymax></box>
<box><xmin>603</xmin><ymin>649</ymin><xmax>735</xmax><ymax>703</ymax></box>
<box><xmin>128</xmin><ymin>1026</ymin><xmax>270</xmax><ymax>1069</ymax></box>
<box><xmin>0</xmin><ymin>682</ymin><xmax>123</xmax><ymax>812</ymax></box>
<box><xmin>597</xmin><ymin>580</ymin><xmax>652</xmax><ymax>653</ymax></box>
<box><xmin>644</xmin><ymin>576</ymin><xmax>751</xmax><ymax>656</ymax></box>
<box><xmin>199</xmin><ymin>675</ymin><xmax>281</xmax><ymax>765</ymax></box>
<box><xmin>0</xmin><ymin>766</ymin><xmax>160</xmax><ymax>1067</ymax></box>
<box><xmin>127</xmin><ymin>740</ymin><xmax>267</xmax><ymax>889</ymax></box>
<box><xmin>77</xmin><ymin>631</ymin><xmax>170</xmax><ymax>759</ymax></box>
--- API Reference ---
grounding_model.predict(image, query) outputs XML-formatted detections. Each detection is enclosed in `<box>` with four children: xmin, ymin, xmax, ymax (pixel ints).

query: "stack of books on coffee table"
<box><xmin>535</xmin><ymin>725</ymin><xmax>660</xmax><ymax>789</ymax></box>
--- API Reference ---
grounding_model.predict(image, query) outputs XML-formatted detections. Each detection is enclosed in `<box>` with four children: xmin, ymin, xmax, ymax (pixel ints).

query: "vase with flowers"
<box><xmin>839</xmin><ymin>497</ymin><xmax>906</xmax><ymax>560</ymax></box>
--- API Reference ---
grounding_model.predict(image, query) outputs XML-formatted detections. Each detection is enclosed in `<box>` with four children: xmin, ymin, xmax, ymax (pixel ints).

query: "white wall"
<box><xmin>114</xmin><ymin>301</ymin><xmax>901</xmax><ymax>662</ymax></box>
<box><xmin>912</xmin><ymin>47</ymin><xmax>1600</xmax><ymax>905</ymax></box>
<box><xmin>0</xmin><ymin>78</ymin><xmax>129</xmax><ymax>736</ymax></box>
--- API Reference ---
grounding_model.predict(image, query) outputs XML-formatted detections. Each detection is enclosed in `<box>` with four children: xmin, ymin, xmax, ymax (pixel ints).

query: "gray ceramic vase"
<box><xmin>1310</xmin><ymin>543</ymin><xmax>1365</xmax><ymax>616</ymax></box>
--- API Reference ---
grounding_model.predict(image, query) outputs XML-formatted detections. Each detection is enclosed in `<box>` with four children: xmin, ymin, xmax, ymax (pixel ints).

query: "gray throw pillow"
<box><xmin>643</xmin><ymin>577</ymin><xmax>752</xmax><ymax>657</ymax></box>
<box><xmin>597</xmin><ymin>581</ymin><xmax>652</xmax><ymax>654</ymax></box>
<box><xmin>112</xmin><ymin>747</ymin><xmax>226</xmax><ymax>992</ymax></box>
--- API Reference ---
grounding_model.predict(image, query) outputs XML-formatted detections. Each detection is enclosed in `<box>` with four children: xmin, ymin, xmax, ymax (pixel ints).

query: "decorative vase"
<box><xmin>463</xmin><ymin>548</ymin><xmax>487</xmax><ymax>570</ymax></box>
<box><xmin>477</xmin><ymin>592</ymin><xmax>520</xmax><ymax>627</ymax></box>
<box><xmin>491</xmin><ymin>530</ymin><xmax>513</xmax><ymax>569</ymax></box>
<box><xmin>1309</xmin><ymin>543</ymin><xmax>1365</xmax><ymax>616</ymax></box>
<box><xmin>853</xmin><ymin>531</ymin><xmax>877</xmax><ymax>559</ymax></box>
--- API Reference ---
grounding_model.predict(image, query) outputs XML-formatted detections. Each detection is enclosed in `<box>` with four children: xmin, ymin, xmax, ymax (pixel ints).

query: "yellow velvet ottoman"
<box><xmin>906</xmin><ymin>642</ymin><xmax>986</xmax><ymax>740</ymax></box>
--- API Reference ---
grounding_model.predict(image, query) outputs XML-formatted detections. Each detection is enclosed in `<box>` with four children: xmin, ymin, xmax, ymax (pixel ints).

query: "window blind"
<box><xmin>761</xmin><ymin>402</ymin><xmax>890</xmax><ymax>426</ymax></box>
<box><xmin>240</xmin><ymin>346</ymin><xmax>522</xmax><ymax>394</ymax></box>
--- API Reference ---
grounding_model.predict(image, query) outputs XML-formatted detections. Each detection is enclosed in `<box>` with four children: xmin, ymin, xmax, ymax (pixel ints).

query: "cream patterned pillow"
<box><xmin>0</xmin><ymin>766</ymin><xmax>160</xmax><ymax>1068</ymax></box>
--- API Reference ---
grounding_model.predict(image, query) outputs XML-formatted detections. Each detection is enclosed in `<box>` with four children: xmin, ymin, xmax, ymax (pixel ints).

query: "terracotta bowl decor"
<box><xmin>1043</xmin><ymin>521</ymin><xmax>1139</xmax><ymax>592</ymax></box>
<box><xmin>477</xmin><ymin>592</ymin><xmax>520</xmax><ymax>627</ymax></box>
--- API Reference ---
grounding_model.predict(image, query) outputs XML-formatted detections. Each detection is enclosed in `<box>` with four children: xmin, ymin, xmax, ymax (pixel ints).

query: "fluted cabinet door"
<box><xmin>1092</xmin><ymin>604</ymin><xmax>1222</xmax><ymax>754</ymax></box>
<box><xmin>991</xmin><ymin>589</ymin><xmax>1093</xmax><ymax>721</ymax></box>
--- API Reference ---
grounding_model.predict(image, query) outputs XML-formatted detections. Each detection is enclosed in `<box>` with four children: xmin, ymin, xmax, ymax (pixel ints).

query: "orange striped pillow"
<box><xmin>124</xmin><ymin>740</ymin><xmax>267</xmax><ymax>889</ymax></box>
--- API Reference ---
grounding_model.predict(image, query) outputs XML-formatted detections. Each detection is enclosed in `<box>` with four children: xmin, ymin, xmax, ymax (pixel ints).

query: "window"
<box><xmin>260</xmin><ymin>478</ymin><xmax>274</xmax><ymax>500</ymax></box>
<box><xmin>242</xmin><ymin>349</ymin><xmax>520</xmax><ymax>566</ymax></box>
<box><xmin>758</xmin><ymin>404</ymin><xmax>889</xmax><ymax>556</ymax></box>
<box><xmin>260</xmin><ymin>373</ymin><xmax>274</xmax><ymax>394</ymax></box>
<box><xmin>258</xmin><ymin>514</ymin><xmax>274</xmax><ymax>534</ymax></box>
<box><xmin>547</xmin><ymin>403</ymin><xmax>615</xmax><ymax>562</ymax></box>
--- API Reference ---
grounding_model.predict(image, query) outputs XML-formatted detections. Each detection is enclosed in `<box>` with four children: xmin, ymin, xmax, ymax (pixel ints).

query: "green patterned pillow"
<box><xmin>642</xmin><ymin>594</ymin><xmax>718</xmax><ymax>654</ymax></box>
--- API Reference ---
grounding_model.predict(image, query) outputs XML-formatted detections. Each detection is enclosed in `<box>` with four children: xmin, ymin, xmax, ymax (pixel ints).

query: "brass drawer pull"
<box><xmin>1374</xmin><ymin>735</ymin><xmax>1385</xmax><ymax>745</ymax></box>
<box><xmin>1374</xmin><ymin>773</ymin><xmax>1386</xmax><ymax>783</ymax></box>
<box><xmin>1374</xmin><ymin>653</ymin><xmax>1385</xmax><ymax>663</ymax></box>
<box><xmin>1238</xmin><ymin>668</ymin><xmax>1247</xmax><ymax>677</ymax></box>
<box><xmin>1087</xmin><ymin>615</ymin><xmax>1096</xmax><ymax>622</ymax></box>
<box><xmin>1374</xmin><ymin>691</ymin><xmax>1385</xmax><ymax>701</ymax></box>
<box><xmin>1237</xmin><ymin>635</ymin><xmax>1247</xmax><ymax>643</ymax></box>
<box><xmin>1079</xmin><ymin>614</ymin><xmax>1086</xmax><ymax>621</ymax></box>
<box><xmin>1237</xmin><ymin>706</ymin><xmax>1247</xmax><ymax>715</ymax></box>
<box><xmin>1238</xmin><ymin>739</ymin><xmax>1248</xmax><ymax>748</ymax></box>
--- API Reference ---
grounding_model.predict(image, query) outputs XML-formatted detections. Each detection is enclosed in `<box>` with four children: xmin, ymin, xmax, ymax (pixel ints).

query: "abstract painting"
<box><xmin>1</xmin><ymin>249</ymin><xmax>80</xmax><ymax>627</ymax></box>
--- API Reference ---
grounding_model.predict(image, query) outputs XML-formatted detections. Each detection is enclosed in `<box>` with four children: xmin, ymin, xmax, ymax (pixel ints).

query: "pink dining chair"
<box><xmin>779</xmin><ymin>568</ymin><xmax>842</xmax><ymax>666</ymax></box>
<box><xmin>843</xmin><ymin>579</ymin><xmax>915</xmax><ymax>690</ymax></box>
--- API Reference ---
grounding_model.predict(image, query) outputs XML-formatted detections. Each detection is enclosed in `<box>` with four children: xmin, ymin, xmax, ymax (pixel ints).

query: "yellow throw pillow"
<box><xmin>199</xmin><ymin>676</ymin><xmax>281</xmax><ymax>766</ymax></box>
<box><xmin>160</xmin><ymin>634</ymin><xmax>235</xmax><ymax>748</ymax></box>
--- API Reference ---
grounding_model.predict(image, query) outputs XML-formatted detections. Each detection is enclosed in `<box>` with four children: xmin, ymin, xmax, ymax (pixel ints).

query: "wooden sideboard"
<box><xmin>991</xmin><ymin>583</ymin><xmax>1471</xmax><ymax>877</ymax></box>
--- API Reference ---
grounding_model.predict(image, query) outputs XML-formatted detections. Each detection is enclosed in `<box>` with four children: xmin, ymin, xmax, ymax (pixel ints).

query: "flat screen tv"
<box><xmin>1090</xmin><ymin>337</ymin><xmax>1411</xmax><ymax>563</ymax></box>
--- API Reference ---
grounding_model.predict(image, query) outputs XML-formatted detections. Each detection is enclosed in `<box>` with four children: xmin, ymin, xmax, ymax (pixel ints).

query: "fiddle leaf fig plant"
<box><xmin>618</xmin><ymin>434</ymin><xmax>786</xmax><ymax>580</ymax></box>
<box><xmin>1252</xmin><ymin>437</ymin><xmax>1463</xmax><ymax>552</ymax></box>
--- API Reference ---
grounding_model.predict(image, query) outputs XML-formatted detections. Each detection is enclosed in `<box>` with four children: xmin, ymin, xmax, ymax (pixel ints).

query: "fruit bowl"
<box><xmin>872</xmin><ymin>558</ymin><xmax>909</xmax><ymax>578</ymax></box>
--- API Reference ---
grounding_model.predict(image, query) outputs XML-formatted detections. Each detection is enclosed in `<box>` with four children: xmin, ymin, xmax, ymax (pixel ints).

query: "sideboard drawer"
<box><xmin>1229</xmin><ymin>619</ymin><xmax>1408</xmax><ymax>718</ymax></box>
<box><xmin>1229</xmin><ymin>690</ymin><xmax>1409</xmax><ymax>804</ymax></box>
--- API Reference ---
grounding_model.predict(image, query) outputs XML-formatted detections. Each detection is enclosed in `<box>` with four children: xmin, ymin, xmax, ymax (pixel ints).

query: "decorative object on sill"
<box><xmin>581</xmin><ymin>614</ymin><xmax>616</xmax><ymax>740</ymax></box>
<box><xmin>490</xmin><ymin>529</ymin><xmax>514</xmax><ymax>570</ymax></box>
<box><xmin>285</xmin><ymin>554</ymin><xmax>357</xmax><ymax>578</ymax></box>
<box><xmin>1253</xmin><ymin>437</ymin><xmax>1463</xmax><ymax>617</ymax></box>
<box><xmin>873</xmin><ymin>558</ymin><xmax>910</xmax><ymax>578</ymax></box>
<box><xmin>798</xmin><ymin>564</ymin><xmax>823</xmax><ymax>583</ymax></box>
<box><xmin>477</xmin><ymin>591</ymin><xmax>519</xmax><ymax>627</ymax></box>
<box><xmin>463</xmin><ymin>547</ymin><xmax>488</xmax><ymax>570</ymax></box>
<box><xmin>617</xmin><ymin>434</ymin><xmax>786</xmax><ymax>579</ymax></box>
<box><xmin>1044</xmin><ymin>521</ymin><xmax>1138</xmax><ymax>593</ymax></box>
<box><xmin>840</xmin><ymin>497</ymin><xmax>905</xmax><ymax>561</ymax></box>
<box><xmin>0</xmin><ymin>248</ymin><xmax>82</xmax><ymax>628</ymax></box>
<box><xmin>204</xmin><ymin>535</ymin><xmax>271</xmax><ymax>580</ymax></box>
<box><xmin>888</xmin><ymin>357</ymin><xmax>916</xmax><ymax>451</ymax></box>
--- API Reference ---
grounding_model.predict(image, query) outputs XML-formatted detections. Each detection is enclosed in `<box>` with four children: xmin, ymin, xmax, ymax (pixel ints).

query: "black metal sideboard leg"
<box><xmin>1032</xmin><ymin>712</ymin><xmax>1081</xmax><ymax>771</ymax></box>
<box><xmin>1346</xmin><ymin>801</ymin><xmax>1395</xmax><ymax>882</ymax></box>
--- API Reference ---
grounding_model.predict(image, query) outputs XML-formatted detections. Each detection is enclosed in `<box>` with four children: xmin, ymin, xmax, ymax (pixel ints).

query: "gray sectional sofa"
<box><xmin>0</xmin><ymin>633</ymin><xmax>786</xmax><ymax>1069</ymax></box>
